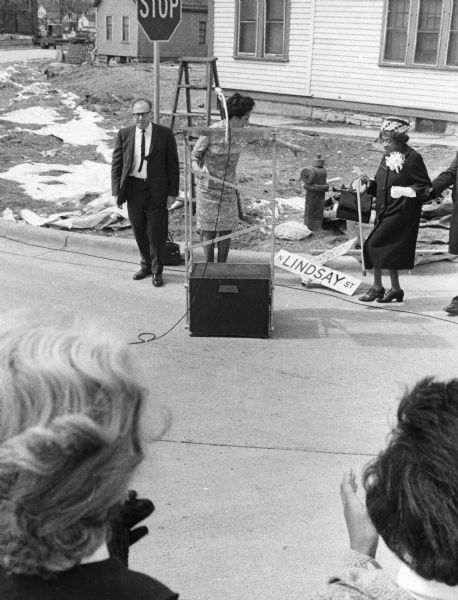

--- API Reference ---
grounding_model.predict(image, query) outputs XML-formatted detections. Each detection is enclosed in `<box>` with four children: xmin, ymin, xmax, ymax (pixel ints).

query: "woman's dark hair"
<box><xmin>227</xmin><ymin>92</ymin><xmax>255</xmax><ymax>119</ymax></box>
<box><xmin>378</xmin><ymin>130</ymin><xmax>409</xmax><ymax>145</ymax></box>
<box><xmin>363</xmin><ymin>377</ymin><xmax>458</xmax><ymax>585</ymax></box>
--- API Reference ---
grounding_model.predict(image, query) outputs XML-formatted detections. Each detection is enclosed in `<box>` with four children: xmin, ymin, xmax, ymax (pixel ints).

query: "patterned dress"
<box><xmin>191</xmin><ymin>120</ymin><xmax>248</xmax><ymax>232</ymax></box>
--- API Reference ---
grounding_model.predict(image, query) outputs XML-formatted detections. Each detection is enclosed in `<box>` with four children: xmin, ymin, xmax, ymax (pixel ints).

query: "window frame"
<box><xmin>380</xmin><ymin>0</ymin><xmax>458</xmax><ymax>70</ymax></box>
<box><xmin>121</xmin><ymin>14</ymin><xmax>130</xmax><ymax>43</ymax></box>
<box><xmin>234</xmin><ymin>0</ymin><xmax>290</xmax><ymax>62</ymax></box>
<box><xmin>105</xmin><ymin>15</ymin><xmax>113</xmax><ymax>41</ymax></box>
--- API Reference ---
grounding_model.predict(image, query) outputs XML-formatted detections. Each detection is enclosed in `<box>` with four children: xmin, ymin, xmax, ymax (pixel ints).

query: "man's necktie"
<box><xmin>138</xmin><ymin>130</ymin><xmax>145</xmax><ymax>173</ymax></box>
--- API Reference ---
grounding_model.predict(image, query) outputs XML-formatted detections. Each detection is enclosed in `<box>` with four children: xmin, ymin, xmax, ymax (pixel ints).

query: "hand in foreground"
<box><xmin>390</xmin><ymin>186</ymin><xmax>416</xmax><ymax>199</ymax></box>
<box><xmin>340</xmin><ymin>469</ymin><xmax>379</xmax><ymax>558</ymax></box>
<box><xmin>113</xmin><ymin>195</ymin><xmax>123</xmax><ymax>208</ymax></box>
<box><xmin>107</xmin><ymin>490</ymin><xmax>155</xmax><ymax>566</ymax></box>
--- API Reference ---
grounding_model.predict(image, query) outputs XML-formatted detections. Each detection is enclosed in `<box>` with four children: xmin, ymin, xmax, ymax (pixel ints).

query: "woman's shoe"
<box><xmin>377</xmin><ymin>288</ymin><xmax>404</xmax><ymax>303</ymax></box>
<box><xmin>359</xmin><ymin>287</ymin><xmax>385</xmax><ymax>302</ymax></box>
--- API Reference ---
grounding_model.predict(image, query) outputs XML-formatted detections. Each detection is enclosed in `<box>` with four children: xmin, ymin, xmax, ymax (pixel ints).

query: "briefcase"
<box><xmin>164</xmin><ymin>235</ymin><xmax>182</xmax><ymax>266</ymax></box>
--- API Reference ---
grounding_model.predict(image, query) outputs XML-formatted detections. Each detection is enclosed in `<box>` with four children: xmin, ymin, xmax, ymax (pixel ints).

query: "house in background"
<box><xmin>208</xmin><ymin>0</ymin><xmax>458</xmax><ymax>132</ymax></box>
<box><xmin>95</xmin><ymin>0</ymin><xmax>209</xmax><ymax>61</ymax></box>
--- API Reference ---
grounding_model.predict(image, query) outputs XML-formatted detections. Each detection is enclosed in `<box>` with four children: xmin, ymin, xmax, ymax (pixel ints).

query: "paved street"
<box><xmin>2</xmin><ymin>230</ymin><xmax>458</xmax><ymax>599</ymax></box>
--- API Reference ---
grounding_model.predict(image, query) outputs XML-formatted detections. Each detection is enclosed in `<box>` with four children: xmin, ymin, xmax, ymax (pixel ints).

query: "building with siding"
<box><xmin>95</xmin><ymin>0</ymin><xmax>208</xmax><ymax>61</ymax></box>
<box><xmin>208</xmin><ymin>0</ymin><xmax>458</xmax><ymax>132</ymax></box>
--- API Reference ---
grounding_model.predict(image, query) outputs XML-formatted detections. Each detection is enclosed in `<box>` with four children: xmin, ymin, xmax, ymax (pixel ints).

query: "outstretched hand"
<box><xmin>340</xmin><ymin>469</ymin><xmax>379</xmax><ymax>558</ymax></box>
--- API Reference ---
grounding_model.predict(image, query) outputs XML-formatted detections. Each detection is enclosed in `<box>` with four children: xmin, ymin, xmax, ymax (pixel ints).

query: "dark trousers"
<box><xmin>126</xmin><ymin>177</ymin><xmax>168</xmax><ymax>275</ymax></box>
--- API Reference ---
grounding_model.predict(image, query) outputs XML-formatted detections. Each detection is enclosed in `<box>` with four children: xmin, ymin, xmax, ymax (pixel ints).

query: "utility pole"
<box><xmin>30</xmin><ymin>0</ymin><xmax>38</xmax><ymax>36</ymax></box>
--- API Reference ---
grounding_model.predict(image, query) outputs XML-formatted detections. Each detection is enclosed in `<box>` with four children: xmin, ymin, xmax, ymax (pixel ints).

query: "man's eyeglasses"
<box><xmin>133</xmin><ymin>112</ymin><xmax>150</xmax><ymax>119</ymax></box>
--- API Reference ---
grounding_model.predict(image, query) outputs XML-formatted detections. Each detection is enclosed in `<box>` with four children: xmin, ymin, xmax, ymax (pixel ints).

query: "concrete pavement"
<box><xmin>2</xmin><ymin>219</ymin><xmax>458</xmax><ymax>598</ymax></box>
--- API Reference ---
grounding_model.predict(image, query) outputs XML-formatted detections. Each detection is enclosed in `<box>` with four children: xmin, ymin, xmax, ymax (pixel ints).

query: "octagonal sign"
<box><xmin>138</xmin><ymin>0</ymin><xmax>182</xmax><ymax>42</ymax></box>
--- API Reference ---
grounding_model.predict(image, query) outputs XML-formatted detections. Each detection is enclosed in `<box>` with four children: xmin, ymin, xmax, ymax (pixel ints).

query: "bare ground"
<box><xmin>0</xmin><ymin>59</ymin><xmax>456</xmax><ymax>253</ymax></box>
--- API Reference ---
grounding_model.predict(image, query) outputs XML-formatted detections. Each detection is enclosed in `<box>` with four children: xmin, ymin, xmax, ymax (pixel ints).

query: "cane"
<box><xmin>355</xmin><ymin>177</ymin><xmax>366</xmax><ymax>276</ymax></box>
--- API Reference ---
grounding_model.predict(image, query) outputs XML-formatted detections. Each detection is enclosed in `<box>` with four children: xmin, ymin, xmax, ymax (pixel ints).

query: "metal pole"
<box><xmin>153</xmin><ymin>41</ymin><xmax>160</xmax><ymax>123</ymax></box>
<box><xmin>270</xmin><ymin>131</ymin><xmax>277</xmax><ymax>333</ymax></box>
<box><xmin>355</xmin><ymin>178</ymin><xmax>366</xmax><ymax>276</ymax></box>
<box><xmin>183</xmin><ymin>134</ymin><xmax>190</xmax><ymax>327</ymax></box>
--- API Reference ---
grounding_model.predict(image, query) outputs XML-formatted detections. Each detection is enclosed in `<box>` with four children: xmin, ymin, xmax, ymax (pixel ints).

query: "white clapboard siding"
<box><xmin>213</xmin><ymin>0</ymin><xmax>457</xmax><ymax>115</ymax></box>
<box><xmin>310</xmin><ymin>0</ymin><xmax>457</xmax><ymax>112</ymax></box>
<box><xmin>213</xmin><ymin>1</ymin><xmax>311</xmax><ymax>95</ymax></box>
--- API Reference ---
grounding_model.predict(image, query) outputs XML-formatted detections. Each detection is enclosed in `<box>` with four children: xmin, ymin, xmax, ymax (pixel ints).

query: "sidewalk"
<box><xmin>251</xmin><ymin>113</ymin><xmax>458</xmax><ymax>148</ymax></box>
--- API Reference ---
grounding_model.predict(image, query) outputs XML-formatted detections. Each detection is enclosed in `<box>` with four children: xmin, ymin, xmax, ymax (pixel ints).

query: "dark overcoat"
<box><xmin>111</xmin><ymin>123</ymin><xmax>179</xmax><ymax>205</ymax></box>
<box><xmin>431</xmin><ymin>152</ymin><xmax>458</xmax><ymax>255</ymax></box>
<box><xmin>364</xmin><ymin>146</ymin><xmax>431</xmax><ymax>270</ymax></box>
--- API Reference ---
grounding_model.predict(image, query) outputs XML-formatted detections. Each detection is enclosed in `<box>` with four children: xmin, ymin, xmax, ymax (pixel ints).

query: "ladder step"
<box><xmin>179</xmin><ymin>56</ymin><xmax>217</xmax><ymax>63</ymax></box>
<box><xmin>169</xmin><ymin>111</ymin><xmax>222</xmax><ymax>118</ymax></box>
<box><xmin>178</xmin><ymin>84</ymin><xmax>208</xmax><ymax>90</ymax></box>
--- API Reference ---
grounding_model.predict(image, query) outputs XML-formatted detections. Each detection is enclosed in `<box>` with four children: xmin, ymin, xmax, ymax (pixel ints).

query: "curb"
<box><xmin>0</xmin><ymin>220</ymin><xmax>138</xmax><ymax>263</ymax></box>
<box><xmin>1</xmin><ymin>220</ymin><xmax>457</xmax><ymax>276</ymax></box>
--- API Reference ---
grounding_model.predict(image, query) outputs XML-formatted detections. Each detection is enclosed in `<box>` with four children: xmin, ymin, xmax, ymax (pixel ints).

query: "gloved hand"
<box><xmin>350</xmin><ymin>176</ymin><xmax>371</xmax><ymax>194</ymax></box>
<box><xmin>390</xmin><ymin>186</ymin><xmax>416</xmax><ymax>198</ymax></box>
<box><xmin>107</xmin><ymin>490</ymin><xmax>155</xmax><ymax>566</ymax></box>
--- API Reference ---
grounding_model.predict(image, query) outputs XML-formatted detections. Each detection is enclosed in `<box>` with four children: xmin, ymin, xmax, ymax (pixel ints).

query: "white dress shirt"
<box><xmin>130</xmin><ymin>123</ymin><xmax>152</xmax><ymax>179</ymax></box>
<box><xmin>397</xmin><ymin>563</ymin><xmax>458</xmax><ymax>600</ymax></box>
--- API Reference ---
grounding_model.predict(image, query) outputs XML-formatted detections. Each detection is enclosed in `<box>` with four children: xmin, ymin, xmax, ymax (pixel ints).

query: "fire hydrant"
<box><xmin>300</xmin><ymin>154</ymin><xmax>329</xmax><ymax>231</ymax></box>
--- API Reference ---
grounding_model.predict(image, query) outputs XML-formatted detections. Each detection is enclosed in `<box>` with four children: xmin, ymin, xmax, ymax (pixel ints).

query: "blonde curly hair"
<box><xmin>0</xmin><ymin>314</ymin><xmax>147</xmax><ymax>577</ymax></box>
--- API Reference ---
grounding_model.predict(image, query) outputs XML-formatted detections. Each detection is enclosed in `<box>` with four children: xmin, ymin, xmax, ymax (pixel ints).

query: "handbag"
<box><xmin>336</xmin><ymin>189</ymin><xmax>372</xmax><ymax>223</ymax></box>
<box><xmin>164</xmin><ymin>235</ymin><xmax>182</xmax><ymax>266</ymax></box>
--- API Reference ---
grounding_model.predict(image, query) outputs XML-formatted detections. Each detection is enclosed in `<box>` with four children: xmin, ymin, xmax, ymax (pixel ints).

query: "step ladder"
<box><xmin>169</xmin><ymin>56</ymin><xmax>224</xmax><ymax>131</ymax></box>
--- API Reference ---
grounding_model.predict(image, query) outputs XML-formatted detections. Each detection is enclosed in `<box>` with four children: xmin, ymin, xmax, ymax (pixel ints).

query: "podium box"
<box><xmin>189</xmin><ymin>263</ymin><xmax>271</xmax><ymax>338</ymax></box>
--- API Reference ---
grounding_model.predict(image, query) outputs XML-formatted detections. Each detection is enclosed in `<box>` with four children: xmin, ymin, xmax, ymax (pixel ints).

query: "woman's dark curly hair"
<box><xmin>227</xmin><ymin>92</ymin><xmax>255</xmax><ymax>120</ymax></box>
<box><xmin>363</xmin><ymin>377</ymin><xmax>458</xmax><ymax>585</ymax></box>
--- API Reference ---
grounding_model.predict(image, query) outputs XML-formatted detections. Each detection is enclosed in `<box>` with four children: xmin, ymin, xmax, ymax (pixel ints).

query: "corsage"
<box><xmin>385</xmin><ymin>152</ymin><xmax>405</xmax><ymax>173</ymax></box>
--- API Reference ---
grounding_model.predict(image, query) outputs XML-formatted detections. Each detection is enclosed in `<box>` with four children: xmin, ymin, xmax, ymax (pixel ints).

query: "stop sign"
<box><xmin>138</xmin><ymin>0</ymin><xmax>182</xmax><ymax>42</ymax></box>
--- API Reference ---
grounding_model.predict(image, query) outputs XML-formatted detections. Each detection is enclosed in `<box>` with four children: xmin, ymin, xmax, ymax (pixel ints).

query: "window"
<box><xmin>381</xmin><ymin>0</ymin><xmax>458</xmax><ymax>68</ymax></box>
<box><xmin>198</xmin><ymin>20</ymin><xmax>206</xmax><ymax>44</ymax></box>
<box><xmin>235</xmin><ymin>0</ymin><xmax>289</xmax><ymax>60</ymax></box>
<box><xmin>105</xmin><ymin>15</ymin><xmax>112</xmax><ymax>41</ymax></box>
<box><xmin>122</xmin><ymin>15</ymin><xmax>130</xmax><ymax>42</ymax></box>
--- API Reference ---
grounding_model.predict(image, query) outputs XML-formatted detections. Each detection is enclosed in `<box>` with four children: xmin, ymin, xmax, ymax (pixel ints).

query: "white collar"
<box><xmin>397</xmin><ymin>563</ymin><xmax>458</xmax><ymax>600</ymax></box>
<box><xmin>136</xmin><ymin>122</ymin><xmax>152</xmax><ymax>134</ymax></box>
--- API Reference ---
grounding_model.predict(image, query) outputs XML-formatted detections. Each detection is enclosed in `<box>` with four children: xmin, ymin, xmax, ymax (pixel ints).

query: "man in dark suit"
<box><xmin>112</xmin><ymin>98</ymin><xmax>180</xmax><ymax>287</ymax></box>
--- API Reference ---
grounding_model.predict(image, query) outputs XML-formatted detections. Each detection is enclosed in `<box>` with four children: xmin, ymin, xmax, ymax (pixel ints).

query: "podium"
<box><xmin>189</xmin><ymin>263</ymin><xmax>272</xmax><ymax>338</ymax></box>
<box><xmin>182</xmin><ymin>126</ymin><xmax>278</xmax><ymax>338</ymax></box>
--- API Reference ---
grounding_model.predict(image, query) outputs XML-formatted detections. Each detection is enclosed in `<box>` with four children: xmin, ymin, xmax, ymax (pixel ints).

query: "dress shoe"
<box><xmin>152</xmin><ymin>274</ymin><xmax>164</xmax><ymax>287</ymax></box>
<box><xmin>359</xmin><ymin>287</ymin><xmax>385</xmax><ymax>302</ymax></box>
<box><xmin>133</xmin><ymin>269</ymin><xmax>151</xmax><ymax>280</ymax></box>
<box><xmin>377</xmin><ymin>288</ymin><xmax>404</xmax><ymax>303</ymax></box>
<box><xmin>444</xmin><ymin>296</ymin><xmax>458</xmax><ymax>315</ymax></box>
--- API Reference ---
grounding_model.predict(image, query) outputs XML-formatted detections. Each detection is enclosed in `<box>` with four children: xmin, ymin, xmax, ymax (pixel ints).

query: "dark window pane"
<box><xmin>418</xmin><ymin>0</ymin><xmax>442</xmax><ymax>30</ymax></box>
<box><xmin>265</xmin><ymin>22</ymin><xmax>284</xmax><ymax>54</ymax></box>
<box><xmin>240</xmin><ymin>0</ymin><xmax>257</xmax><ymax>21</ymax></box>
<box><xmin>451</xmin><ymin>0</ymin><xmax>458</xmax><ymax>29</ymax></box>
<box><xmin>266</xmin><ymin>0</ymin><xmax>284</xmax><ymax>21</ymax></box>
<box><xmin>447</xmin><ymin>31</ymin><xmax>458</xmax><ymax>65</ymax></box>
<box><xmin>415</xmin><ymin>32</ymin><xmax>439</xmax><ymax>62</ymax></box>
<box><xmin>239</xmin><ymin>22</ymin><xmax>256</xmax><ymax>53</ymax></box>
<box><xmin>387</xmin><ymin>0</ymin><xmax>410</xmax><ymax>28</ymax></box>
<box><xmin>384</xmin><ymin>30</ymin><xmax>407</xmax><ymax>60</ymax></box>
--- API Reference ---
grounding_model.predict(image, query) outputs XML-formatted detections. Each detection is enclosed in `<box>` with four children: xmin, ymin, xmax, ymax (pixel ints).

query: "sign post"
<box><xmin>137</xmin><ymin>0</ymin><xmax>183</xmax><ymax>123</ymax></box>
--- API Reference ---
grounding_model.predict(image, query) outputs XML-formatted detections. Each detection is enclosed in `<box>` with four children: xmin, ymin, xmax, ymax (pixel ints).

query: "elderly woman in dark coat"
<box><xmin>430</xmin><ymin>152</ymin><xmax>458</xmax><ymax>314</ymax></box>
<box><xmin>358</xmin><ymin>117</ymin><xmax>431</xmax><ymax>303</ymax></box>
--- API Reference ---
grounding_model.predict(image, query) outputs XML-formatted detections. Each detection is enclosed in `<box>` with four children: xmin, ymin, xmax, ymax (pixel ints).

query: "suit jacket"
<box><xmin>431</xmin><ymin>152</ymin><xmax>458</xmax><ymax>254</ymax></box>
<box><xmin>111</xmin><ymin>123</ymin><xmax>179</xmax><ymax>205</ymax></box>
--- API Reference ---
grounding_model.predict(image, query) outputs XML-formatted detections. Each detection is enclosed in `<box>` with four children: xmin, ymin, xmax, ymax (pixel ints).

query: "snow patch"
<box><xmin>0</xmin><ymin>106</ymin><xmax>64</xmax><ymax>125</ymax></box>
<box><xmin>0</xmin><ymin>161</ymin><xmax>111</xmax><ymax>203</ymax></box>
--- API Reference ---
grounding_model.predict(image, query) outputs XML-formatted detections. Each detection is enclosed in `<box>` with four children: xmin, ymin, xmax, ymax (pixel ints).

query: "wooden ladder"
<box><xmin>169</xmin><ymin>56</ymin><xmax>224</xmax><ymax>131</ymax></box>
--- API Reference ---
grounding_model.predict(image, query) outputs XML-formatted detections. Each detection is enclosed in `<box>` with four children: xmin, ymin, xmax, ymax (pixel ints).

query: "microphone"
<box><xmin>214</xmin><ymin>87</ymin><xmax>229</xmax><ymax>143</ymax></box>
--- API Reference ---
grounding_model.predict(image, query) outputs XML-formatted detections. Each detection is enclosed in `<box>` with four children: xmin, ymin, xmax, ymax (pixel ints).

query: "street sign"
<box><xmin>138</xmin><ymin>0</ymin><xmax>182</xmax><ymax>42</ymax></box>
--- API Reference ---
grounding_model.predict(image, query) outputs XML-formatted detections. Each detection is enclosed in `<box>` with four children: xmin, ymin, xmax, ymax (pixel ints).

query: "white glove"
<box><xmin>390</xmin><ymin>186</ymin><xmax>416</xmax><ymax>199</ymax></box>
